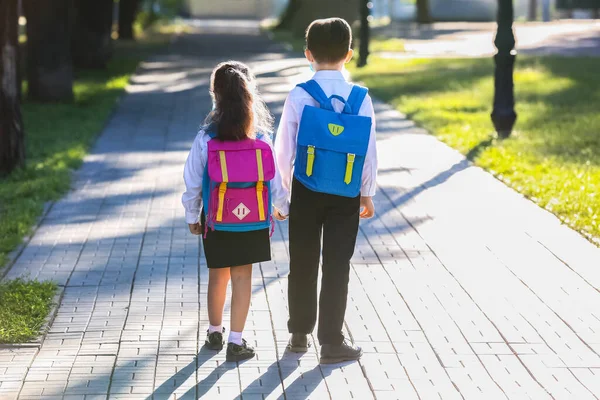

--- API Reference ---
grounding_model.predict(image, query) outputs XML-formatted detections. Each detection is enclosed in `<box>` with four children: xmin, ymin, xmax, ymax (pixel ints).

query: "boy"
<box><xmin>274</xmin><ymin>17</ymin><xmax>377</xmax><ymax>364</ymax></box>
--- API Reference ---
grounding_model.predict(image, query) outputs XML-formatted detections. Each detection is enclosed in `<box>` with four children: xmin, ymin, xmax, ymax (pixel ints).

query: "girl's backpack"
<box><xmin>294</xmin><ymin>80</ymin><xmax>372</xmax><ymax>198</ymax></box>
<box><xmin>202</xmin><ymin>132</ymin><xmax>275</xmax><ymax>236</ymax></box>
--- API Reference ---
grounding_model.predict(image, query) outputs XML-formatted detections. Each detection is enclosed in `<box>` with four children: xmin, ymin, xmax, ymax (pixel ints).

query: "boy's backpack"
<box><xmin>294</xmin><ymin>80</ymin><xmax>372</xmax><ymax>198</ymax></box>
<box><xmin>202</xmin><ymin>132</ymin><xmax>275</xmax><ymax>236</ymax></box>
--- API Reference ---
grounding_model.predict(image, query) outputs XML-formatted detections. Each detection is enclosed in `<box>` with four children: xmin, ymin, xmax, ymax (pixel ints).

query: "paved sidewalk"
<box><xmin>376</xmin><ymin>20</ymin><xmax>600</xmax><ymax>58</ymax></box>
<box><xmin>2</xmin><ymin>21</ymin><xmax>600</xmax><ymax>400</ymax></box>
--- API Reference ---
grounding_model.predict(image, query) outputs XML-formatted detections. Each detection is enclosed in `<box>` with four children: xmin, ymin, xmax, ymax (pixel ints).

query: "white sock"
<box><xmin>208</xmin><ymin>324</ymin><xmax>222</xmax><ymax>334</ymax></box>
<box><xmin>228</xmin><ymin>331</ymin><xmax>243</xmax><ymax>345</ymax></box>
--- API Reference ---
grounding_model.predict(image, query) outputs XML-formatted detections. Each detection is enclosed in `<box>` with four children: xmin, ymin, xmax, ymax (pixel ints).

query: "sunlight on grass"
<box><xmin>0</xmin><ymin>279</ymin><xmax>58</xmax><ymax>344</ymax></box>
<box><xmin>370</xmin><ymin>37</ymin><xmax>406</xmax><ymax>53</ymax></box>
<box><xmin>349</xmin><ymin>56</ymin><xmax>600</xmax><ymax>243</ymax></box>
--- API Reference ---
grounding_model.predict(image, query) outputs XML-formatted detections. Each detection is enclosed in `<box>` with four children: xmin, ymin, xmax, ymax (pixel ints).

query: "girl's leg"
<box><xmin>229</xmin><ymin>264</ymin><xmax>253</xmax><ymax>338</ymax></box>
<box><xmin>208</xmin><ymin>267</ymin><xmax>231</xmax><ymax>328</ymax></box>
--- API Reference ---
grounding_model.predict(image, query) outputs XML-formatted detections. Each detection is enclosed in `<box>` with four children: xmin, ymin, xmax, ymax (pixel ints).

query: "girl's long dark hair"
<box><xmin>204</xmin><ymin>61</ymin><xmax>273</xmax><ymax>140</ymax></box>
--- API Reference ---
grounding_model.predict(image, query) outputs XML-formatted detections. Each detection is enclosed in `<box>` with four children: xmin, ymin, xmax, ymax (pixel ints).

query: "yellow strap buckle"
<box><xmin>344</xmin><ymin>153</ymin><xmax>355</xmax><ymax>184</ymax></box>
<box><xmin>256</xmin><ymin>181</ymin><xmax>265</xmax><ymax>221</ymax></box>
<box><xmin>306</xmin><ymin>145</ymin><xmax>315</xmax><ymax>177</ymax></box>
<box><xmin>216</xmin><ymin>182</ymin><xmax>227</xmax><ymax>222</ymax></box>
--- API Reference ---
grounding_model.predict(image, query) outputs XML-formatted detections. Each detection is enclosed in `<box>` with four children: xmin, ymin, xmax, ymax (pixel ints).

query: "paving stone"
<box><xmin>3</xmin><ymin>20</ymin><xmax>600</xmax><ymax>400</ymax></box>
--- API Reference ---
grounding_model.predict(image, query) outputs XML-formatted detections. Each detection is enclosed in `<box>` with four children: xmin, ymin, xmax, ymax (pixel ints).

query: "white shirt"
<box><xmin>182</xmin><ymin>130</ymin><xmax>289</xmax><ymax>224</ymax></box>
<box><xmin>275</xmin><ymin>70</ymin><xmax>378</xmax><ymax>203</ymax></box>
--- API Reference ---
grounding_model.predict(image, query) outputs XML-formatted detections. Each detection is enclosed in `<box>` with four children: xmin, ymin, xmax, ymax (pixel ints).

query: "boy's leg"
<box><xmin>318</xmin><ymin>195</ymin><xmax>360</xmax><ymax>345</ymax></box>
<box><xmin>287</xmin><ymin>179</ymin><xmax>325</xmax><ymax>336</ymax></box>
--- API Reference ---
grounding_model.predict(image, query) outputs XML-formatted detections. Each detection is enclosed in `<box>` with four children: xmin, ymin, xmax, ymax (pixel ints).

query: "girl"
<box><xmin>182</xmin><ymin>61</ymin><xmax>289</xmax><ymax>362</ymax></box>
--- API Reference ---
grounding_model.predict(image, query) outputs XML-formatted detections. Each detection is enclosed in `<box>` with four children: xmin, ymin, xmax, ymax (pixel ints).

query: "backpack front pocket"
<box><xmin>209</xmin><ymin>185</ymin><xmax>269</xmax><ymax>225</ymax></box>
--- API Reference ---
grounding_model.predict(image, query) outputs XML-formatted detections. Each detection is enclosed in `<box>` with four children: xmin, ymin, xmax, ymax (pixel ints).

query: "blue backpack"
<box><xmin>294</xmin><ymin>80</ymin><xmax>372</xmax><ymax>198</ymax></box>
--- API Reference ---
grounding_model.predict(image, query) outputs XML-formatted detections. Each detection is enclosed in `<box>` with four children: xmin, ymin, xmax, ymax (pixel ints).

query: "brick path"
<box><xmin>2</xmin><ymin>21</ymin><xmax>600</xmax><ymax>400</ymax></box>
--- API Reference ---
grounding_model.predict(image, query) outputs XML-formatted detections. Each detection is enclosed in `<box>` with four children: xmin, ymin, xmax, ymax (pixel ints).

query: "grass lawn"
<box><xmin>0</xmin><ymin>279</ymin><xmax>58</xmax><ymax>343</ymax></box>
<box><xmin>348</xmin><ymin>57</ymin><xmax>600</xmax><ymax>243</ymax></box>
<box><xmin>0</xmin><ymin>28</ymin><xmax>172</xmax><ymax>270</ymax></box>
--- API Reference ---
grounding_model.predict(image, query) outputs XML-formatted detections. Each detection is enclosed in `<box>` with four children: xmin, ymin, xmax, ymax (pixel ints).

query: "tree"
<box><xmin>357</xmin><ymin>0</ymin><xmax>370</xmax><ymax>67</ymax></box>
<box><xmin>528</xmin><ymin>0</ymin><xmax>538</xmax><ymax>20</ymax></box>
<box><xmin>491</xmin><ymin>0</ymin><xmax>517</xmax><ymax>139</ymax></box>
<box><xmin>23</xmin><ymin>0</ymin><xmax>74</xmax><ymax>102</ymax></box>
<box><xmin>72</xmin><ymin>0</ymin><xmax>114</xmax><ymax>68</ymax></box>
<box><xmin>0</xmin><ymin>0</ymin><xmax>25</xmax><ymax>175</ymax></box>
<box><xmin>274</xmin><ymin>0</ymin><xmax>300</xmax><ymax>31</ymax></box>
<box><xmin>416</xmin><ymin>0</ymin><xmax>432</xmax><ymax>24</ymax></box>
<box><xmin>119</xmin><ymin>0</ymin><xmax>140</xmax><ymax>40</ymax></box>
<box><xmin>275</xmin><ymin>0</ymin><xmax>359</xmax><ymax>38</ymax></box>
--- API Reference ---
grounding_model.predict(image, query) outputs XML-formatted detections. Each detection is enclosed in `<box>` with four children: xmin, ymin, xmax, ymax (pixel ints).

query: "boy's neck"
<box><xmin>314</xmin><ymin>62</ymin><xmax>345</xmax><ymax>72</ymax></box>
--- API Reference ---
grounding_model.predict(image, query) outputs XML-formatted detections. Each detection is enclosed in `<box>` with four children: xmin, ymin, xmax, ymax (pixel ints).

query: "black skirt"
<box><xmin>200</xmin><ymin>211</ymin><xmax>272</xmax><ymax>269</ymax></box>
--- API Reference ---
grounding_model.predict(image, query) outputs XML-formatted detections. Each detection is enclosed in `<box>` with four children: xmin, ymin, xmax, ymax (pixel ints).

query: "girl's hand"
<box><xmin>273</xmin><ymin>208</ymin><xmax>288</xmax><ymax>221</ymax></box>
<box><xmin>188</xmin><ymin>223</ymin><xmax>202</xmax><ymax>235</ymax></box>
<box><xmin>359</xmin><ymin>196</ymin><xmax>375</xmax><ymax>219</ymax></box>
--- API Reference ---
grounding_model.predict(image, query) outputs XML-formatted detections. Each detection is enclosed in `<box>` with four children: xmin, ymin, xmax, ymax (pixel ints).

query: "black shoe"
<box><xmin>287</xmin><ymin>333</ymin><xmax>310</xmax><ymax>353</ymax></box>
<box><xmin>226</xmin><ymin>339</ymin><xmax>255</xmax><ymax>362</ymax></box>
<box><xmin>320</xmin><ymin>340</ymin><xmax>363</xmax><ymax>364</ymax></box>
<box><xmin>204</xmin><ymin>328</ymin><xmax>225</xmax><ymax>351</ymax></box>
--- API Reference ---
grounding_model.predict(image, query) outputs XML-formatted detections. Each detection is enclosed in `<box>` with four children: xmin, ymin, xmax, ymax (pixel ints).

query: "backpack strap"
<box><xmin>297</xmin><ymin>80</ymin><xmax>333</xmax><ymax>111</ymax></box>
<box><xmin>206</xmin><ymin>130</ymin><xmax>217</xmax><ymax>139</ymax></box>
<box><xmin>346</xmin><ymin>85</ymin><xmax>369</xmax><ymax>115</ymax></box>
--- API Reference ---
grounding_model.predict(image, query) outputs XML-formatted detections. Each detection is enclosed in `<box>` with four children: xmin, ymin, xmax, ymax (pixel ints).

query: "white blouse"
<box><xmin>182</xmin><ymin>130</ymin><xmax>290</xmax><ymax>224</ymax></box>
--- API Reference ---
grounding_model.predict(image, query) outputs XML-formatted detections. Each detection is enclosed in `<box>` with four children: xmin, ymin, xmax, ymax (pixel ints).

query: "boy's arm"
<box><xmin>361</xmin><ymin>95</ymin><xmax>378</xmax><ymax>197</ymax></box>
<box><xmin>274</xmin><ymin>93</ymin><xmax>300</xmax><ymax>214</ymax></box>
<box><xmin>182</xmin><ymin>134</ymin><xmax>205</xmax><ymax>225</ymax></box>
<box><xmin>260</xmin><ymin>134</ymin><xmax>289</xmax><ymax>216</ymax></box>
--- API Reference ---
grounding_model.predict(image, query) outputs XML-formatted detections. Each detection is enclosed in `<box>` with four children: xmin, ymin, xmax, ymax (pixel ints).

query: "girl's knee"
<box><xmin>230</xmin><ymin>264</ymin><xmax>252</xmax><ymax>281</ymax></box>
<box><xmin>209</xmin><ymin>268</ymin><xmax>231</xmax><ymax>285</ymax></box>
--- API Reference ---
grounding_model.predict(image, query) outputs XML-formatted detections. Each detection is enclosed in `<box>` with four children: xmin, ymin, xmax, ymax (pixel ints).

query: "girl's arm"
<box><xmin>182</xmin><ymin>132</ymin><xmax>207</xmax><ymax>224</ymax></box>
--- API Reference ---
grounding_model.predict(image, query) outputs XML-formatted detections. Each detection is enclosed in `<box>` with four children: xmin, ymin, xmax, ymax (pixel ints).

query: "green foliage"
<box><xmin>0</xmin><ymin>33</ymin><xmax>169</xmax><ymax>269</ymax></box>
<box><xmin>0</xmin><ymin>279</ymin><xmax>58</xmax><ymax>343</ymax></box>
<box><xmin>349</xmin><ymin>56</ymin><xmax>600</xmax><ymax>243</ymax></box>
<box><xmin>369</xmin><ymin>37</ymin><xmax>405</xmax><ymax>53</ymax></box>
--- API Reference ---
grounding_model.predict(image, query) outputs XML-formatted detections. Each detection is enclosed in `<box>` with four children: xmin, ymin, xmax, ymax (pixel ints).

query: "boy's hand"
<box><xmin>188</xmin><ymin>223</ymin><xmax>202</xmax><ymax>235</ymax></box>
<box><xmin>359</xmin><ymin>196</ymin><xmax>375</xmax><ymax>219</ymax></box>
<box><xmin>273</xmin><ymin>208</ymin><xmax>288</xmax><ymax>221</ymax></box>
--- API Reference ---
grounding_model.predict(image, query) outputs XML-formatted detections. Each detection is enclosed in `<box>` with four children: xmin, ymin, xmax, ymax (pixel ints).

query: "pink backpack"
<box><xmin>202</xmin><ymin>133</ymin><xmax>275</xmax><ymax>236</ymax></box>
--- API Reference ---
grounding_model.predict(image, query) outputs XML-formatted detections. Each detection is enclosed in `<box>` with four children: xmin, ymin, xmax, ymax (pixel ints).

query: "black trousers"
<box><xmin>287</xmin><ymin>178</ymin><xmax>360</xmax><ymax>345</ymax></box>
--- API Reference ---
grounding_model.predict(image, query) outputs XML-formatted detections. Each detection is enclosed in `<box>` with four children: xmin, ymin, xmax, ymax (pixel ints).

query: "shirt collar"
<box><xmin>312</xmin><ymin>70</ymin><xmax>347</xmax><ymax>81</ymax></box>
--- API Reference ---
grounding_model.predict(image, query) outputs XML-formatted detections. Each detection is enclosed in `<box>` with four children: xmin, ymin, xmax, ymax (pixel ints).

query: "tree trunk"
<box><xmin>23</xmin><ymin>0</ymin><xmax>74</xmax><ymax>102</ymax></box>
<box><xmin>357</xmin><ymin>0</ymin><xmax>370</xmax><ymax>67</ymax></box>
<box><xmin>286</xmin><ymin>0</ymin><xmax>360</xmax><ymax>38</ymax></box>
<box><xmin>528</xmin><ymin>0</ymin><xmax>538</xmax><ymax>20</ymax></box>
<box><xmin>72</xmin><ymin>0</ymin><xmax>114</xmax><ymax>69</ymax></box>
<box><xmin>0</xmin><ymin>0</ymin><xmax>26</xmax><ymax>175</ymax></box>
<box><xmin>274</xmin><ymin>0</ymin><xmax>300</xmax><ymax>31</ymax></box>
<box><xmin>416</xmin><ymin>0</ymin><xmax>433</xmax><ymax>24</ymax></box>
<box><xmin>119</xmin><ymin>0</ymin><xmax>140</xmax><ymax>40</ymax></box>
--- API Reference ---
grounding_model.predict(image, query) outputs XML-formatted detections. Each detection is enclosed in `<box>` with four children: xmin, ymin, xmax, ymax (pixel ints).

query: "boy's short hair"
<box><xmin>305</xmin><ymin>18</ymin><xmax>352</xmax><ymax>64</ymax></box>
